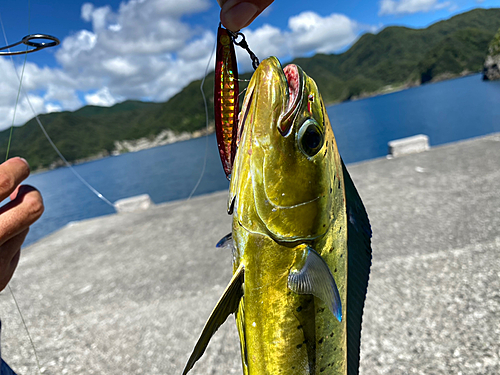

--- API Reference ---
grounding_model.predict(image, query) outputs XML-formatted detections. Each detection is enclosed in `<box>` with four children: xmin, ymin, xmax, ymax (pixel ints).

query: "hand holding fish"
<box><xmin>0</xmin><ymin>158</ymin><xmax>44</xmax><ymax>291</ymax></box>
<box><xmin>217</xmin><ymin>0</ymin><xmax>274</xmax><ymax>31</ymax></box>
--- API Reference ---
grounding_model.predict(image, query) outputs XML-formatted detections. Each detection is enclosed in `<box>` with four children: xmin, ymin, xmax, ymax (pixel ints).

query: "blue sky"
<box><xmin>0</xmin><ymin>0</ymin><xmax>499</xmax><ymax>130</ymax></box>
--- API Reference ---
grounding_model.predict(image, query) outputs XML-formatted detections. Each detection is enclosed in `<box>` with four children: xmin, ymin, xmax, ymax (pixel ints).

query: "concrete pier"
<box><xmin>388</xmin><ymin>134</ymin><xmax>430</xmax><ymax>157</ymax></box>
<box><xmin>1</xmin><ymin>133</ymin><xmax>499</xmax><ymax>375</ymax></box>
<box><xmin>114</xmin><ymin>194</ymin><xmax>154</xmax><ymax>213</ymax></box>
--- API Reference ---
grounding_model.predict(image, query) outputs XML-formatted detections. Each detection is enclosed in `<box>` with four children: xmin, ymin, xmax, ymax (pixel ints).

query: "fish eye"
<box><xmin>297</xmin><ymin>118</ymin><xmax>324</xmax><ymax>157</ymax></box>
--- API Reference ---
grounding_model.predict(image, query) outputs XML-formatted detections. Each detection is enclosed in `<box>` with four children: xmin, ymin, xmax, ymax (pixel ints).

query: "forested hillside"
<box><xmin>3</xmin><ymin>8</ymin><xmax>499</xmax><ymax>170</ymax></box>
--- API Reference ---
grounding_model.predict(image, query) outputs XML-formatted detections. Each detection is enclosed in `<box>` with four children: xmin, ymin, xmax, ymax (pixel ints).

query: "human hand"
<box><xmin>0</xmin><ymin>157</ymin><xmax>44</xmax><ymax>291</ymax></box>
<box><xmin>218</xmin><ymin>0</ymin><xmax>274</xmax><ymax>31</ymax></box>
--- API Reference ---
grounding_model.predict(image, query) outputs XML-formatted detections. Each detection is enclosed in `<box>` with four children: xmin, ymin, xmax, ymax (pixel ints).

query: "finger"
<box><xmin>0</xmin><ymin>185</ymin><xmax>43</xmax><ymax>245</ymax></box>
<box><xmin>0</xmin><ymin>228</ymin><xmax>28</xmax><ymax>291</ymax></box>
<box><xmin>0</xmin><ymin>157</ymin><xmax>30</xmax><ymax>203</ymax></box>
<box><xmin>219</xmin><ymin>0</ymin><xmax>274</xmax><ymax>31</ymax></box>
<box><xmin>10</xmin><ymin>185</ymin><xmax>21</xmax><ymax>201</ymax></box>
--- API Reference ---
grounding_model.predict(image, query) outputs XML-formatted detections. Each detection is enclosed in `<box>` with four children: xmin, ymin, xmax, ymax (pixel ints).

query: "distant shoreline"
<box><xmin>33</xmin><ymin>70</ymin><xmax>483</xmax><ymax>175</ymax></box>
<box><xmin>325</xmin><ymin>70</ymin><xmax>480</xmax><ymax>106</ymax></box>
<box><xmin>33</xmin><ymin>125</ymin><xmax>215</xmax><ymax>174</ymax></box>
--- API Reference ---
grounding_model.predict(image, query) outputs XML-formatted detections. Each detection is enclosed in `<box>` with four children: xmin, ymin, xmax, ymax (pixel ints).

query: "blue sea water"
<box><xmin>23</xmin><ymin>74</ymin><xmax>500</xmax><ymax>246</ymax></box>
<box><xmin>328</xmin><ymin>74</ymin><xmax>500</xmax><ymax>163</ymax></box>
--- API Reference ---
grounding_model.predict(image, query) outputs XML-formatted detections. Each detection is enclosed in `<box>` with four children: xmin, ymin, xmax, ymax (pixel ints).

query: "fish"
<box><xmin>183</xmin><ymin>56</ymin><xmax>372</xmax><ymax>375</ymax></box>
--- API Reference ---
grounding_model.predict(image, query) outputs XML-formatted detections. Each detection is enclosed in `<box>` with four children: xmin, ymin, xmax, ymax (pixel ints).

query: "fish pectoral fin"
<box><xmin>182</xmin><ymin>263</ymin><xmax>244</xmax><ymax>375</ymax></box>
<box><xmin>287</xmin><ymin>246</ymin><xmax>342</xmax><ymax>322</ymax></box>
<box><xmin>216</xmin><ymin>233</ymin><xmax>233</xmax><ymax>249</ymax></box>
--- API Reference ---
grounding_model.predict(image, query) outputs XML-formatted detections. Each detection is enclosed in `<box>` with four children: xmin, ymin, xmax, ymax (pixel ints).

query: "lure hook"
<box><xmin>229</xmin><ymin>30</ymin><xmax>260</xmax><ymax>70</ymax></box>
<box><xmin>0</xmin><ymin>33</ymin><xmax>60</xmax><ymax>56</ymax></box>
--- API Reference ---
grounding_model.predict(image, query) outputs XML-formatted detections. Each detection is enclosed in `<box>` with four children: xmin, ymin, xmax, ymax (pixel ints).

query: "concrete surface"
<box><xmin>1</xmin><ymin>133</ymin><xmax>499</xmax><ymax>375</ymax></box>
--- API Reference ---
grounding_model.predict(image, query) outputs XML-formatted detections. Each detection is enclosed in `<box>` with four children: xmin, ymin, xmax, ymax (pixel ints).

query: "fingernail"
<box><xmin>222</xmin><ymin>2</ymin><xmax>259</xmax><ymax>31</ymax></box>
<box><xmin>19</xmin><ymin>157</ymin><xmax>30</xmax><ymax>167</ymax></box>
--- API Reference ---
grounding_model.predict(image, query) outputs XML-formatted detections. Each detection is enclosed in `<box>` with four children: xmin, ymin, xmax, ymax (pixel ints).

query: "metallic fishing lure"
<box><xmin>214</xmin><ymin>25</ymin><xmax>259</xmax><ymax>179</ymax></box>
<box><xmin>214</xmin><ymin>25</ymin><xmax>240</xmax><ymax>179</ymax></box>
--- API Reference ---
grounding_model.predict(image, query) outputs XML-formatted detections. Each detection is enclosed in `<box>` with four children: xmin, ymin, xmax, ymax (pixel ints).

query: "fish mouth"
<box><xmin>278</xmin><ymin>63</ymin><xmax>303</xmax><ymax>136</ymax></box>
<box><xmin>237</xmin><ymin>58</ymin><xmax>303</xmax><ymax>141</ymax></box>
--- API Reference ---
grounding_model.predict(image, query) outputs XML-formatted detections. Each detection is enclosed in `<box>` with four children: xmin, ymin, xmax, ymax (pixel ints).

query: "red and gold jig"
<box><xmin>214</xmin><ymin>25</ymin><xmax>239</xmax><ymax>179</ymax></box>
<box><xmin>214</xmin><ymin>25</ymin><xmax>259</xmax><ymax>179</ymax></box>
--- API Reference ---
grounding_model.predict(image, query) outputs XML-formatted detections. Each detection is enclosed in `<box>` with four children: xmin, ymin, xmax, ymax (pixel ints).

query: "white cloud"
<box><xmin>56</xmin><ymin>30</ymin><xmax>97</xmax><ymax>68</ymax></box>
<box><xmin>42</xmin><ymin>85</ymin><xmax>82</xmax><ymax>111</ymax></box>
<box><xmin>379</xmin><ymin>0</ymin><xmax>453</xmax><ymax>15</ymax></box>
<box><xmin>235</xmin><ymin>24</ymin><xmax>288</xmax><ymax>72</ymax></box>
<box><xmin>45</xmin><ymin>103</ymin><xmax>62</xmax><ymax>113</ymax></box>
<box><xmin>53</xmin><ymin>0</ymin><xmax>215</xmax><ymax>105</ymax></box>
<box><xmin>288</xmin><ymin>12</ymin><xmax>360</xmax><ymax>55</ymax></box>
<box><xmin>81</xmin><ymin>3</ymin><xmax>113</xmax><ymax>30</ymax></box>
<box><xmin>84</xmin><ymin>87</ymin><xmax>120</xmax><ymax>106</ymax></box>
<box><xmin>0</xmin><ymin>1</ymin><xmax>372</xmax><ymax>131</ymax></box>
<box><xmin>0</xmin><ymin>59</ymin><xmax>23</xmax><ymax>105</ymax></box>
<box><xmin>81</xmin><ymin>3</ymin><xmax>94</xmax><ymax>22</ymax></box>
<box><xmin>235</xmin><ymin>11</ymin><xmax>363</xmax><ymax>71</ymax></box>
<box><xmin>0</xmin><ymin>58</ymin><xmax>60</xmax><ymax>129</ymax></box>
<box><xmin>6</xmin><ymin>95</ymin><xmax>45</xmax><ymax>127</ymax></box>
<box><xmin>102</xmin><ymin>57</ymin><xmax>139</xmax><ymax>76</ymax></box>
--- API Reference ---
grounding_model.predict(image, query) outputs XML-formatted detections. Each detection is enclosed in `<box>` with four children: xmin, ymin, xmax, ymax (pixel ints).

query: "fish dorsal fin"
<box><xmin>341</xmin><ymin>159</ymin><xmax>372</xmax><ymax>375</ymax></box>
<box><xmin>288</xmin><ymin>246</ymin><xmax>342</xmax><ymax>322</ymax></box>
<box><xmin>182</xmin><ymin>263</ymin><xmax>244</xmax><ymax>375</ymax></box>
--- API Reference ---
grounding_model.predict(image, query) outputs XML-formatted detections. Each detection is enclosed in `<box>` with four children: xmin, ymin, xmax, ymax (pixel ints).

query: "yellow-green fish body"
<box><xmin>183</xmin><ymin>57</ymin><xmax>371</xmax><ymax>375</ymax></box>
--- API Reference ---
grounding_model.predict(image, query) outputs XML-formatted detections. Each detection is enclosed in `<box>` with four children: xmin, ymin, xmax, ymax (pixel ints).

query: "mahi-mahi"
<box><xmin>183</xmin><ymin>56</ymin><xmax>372</xmax><ymax>375</ymax></box>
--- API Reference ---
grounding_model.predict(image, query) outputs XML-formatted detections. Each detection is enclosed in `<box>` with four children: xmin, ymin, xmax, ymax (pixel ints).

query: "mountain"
<box><xmin>2</xmin><ymin>8</ymin><xmax>500</xmax><ymax>170</ymax></box>
<box><xmin>290</xmin><ymin>8</ymin><xmax>500</xmax><ymax>102</ymax></box>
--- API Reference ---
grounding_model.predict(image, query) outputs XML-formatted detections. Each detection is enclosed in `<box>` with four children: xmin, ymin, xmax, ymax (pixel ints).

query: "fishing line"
<box><xmin>21</xmin><ymin>93</ymin><xmax>115</xmax><ymax>208</ymax></box>
<box><xmin>4</xmin><ymin>54</ymin><xmax>26</xmax><ymax>161</ymax></box>
<box><xmin>187</xmin><ymin>36</ymin><xmax>216</xmax><ymax>200</ymax></box>
<box><xmin>2</xmin><ymin>29</ymin><xmax>29</xmax><ymax>161</ymax></box>
<box><xmin>238</xmin><ymin>87</ymin><xmax>248</xmax><ymax>97</ymax></box>
<box><xmin>8</xmin><ymin>284</ymin><xmax>42</xmax><ymax>374</ymax></box>
<box><xmin>0</xmin><ymin>18</ymin><xmax>114</xmax><ymax>209</ymax></box>
<box><xmin>1</xmin><ymin>4</ymin><xmax>111</xmax><ymax>374</ymax></box>
<box><xmin>0</xmin><ymin>7</ymin><xmax>42</xmax><ymax>375</ymax></box>
<box><xmin>0</xmin><ymin>7</ymin><xmax>43</xmax><ymax>375</ymax></box>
